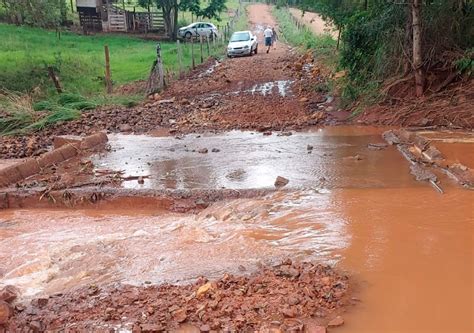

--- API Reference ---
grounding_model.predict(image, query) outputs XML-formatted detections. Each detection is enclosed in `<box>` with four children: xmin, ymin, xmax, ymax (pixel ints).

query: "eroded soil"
<box><xmin>7</xmin><ymin>261</ymin><xmax>349</xmax><ymax>332</ymax></box>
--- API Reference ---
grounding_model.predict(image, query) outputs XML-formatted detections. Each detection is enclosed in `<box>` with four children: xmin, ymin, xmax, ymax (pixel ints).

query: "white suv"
<box><xmin>178</xmin><ymin>22</ymin><xmax>218</xmax><ymax>39</ymax></box>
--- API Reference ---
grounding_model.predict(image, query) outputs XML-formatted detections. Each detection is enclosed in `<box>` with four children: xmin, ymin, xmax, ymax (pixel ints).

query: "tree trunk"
<box><xmin>411</xmin><ymin>0</ymin><xmax>424</xmax><ymax>97</ymax></box>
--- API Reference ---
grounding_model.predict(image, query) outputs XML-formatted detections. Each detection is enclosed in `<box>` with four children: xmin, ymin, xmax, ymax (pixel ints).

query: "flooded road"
<box><xmin>1</xmin><ymin>127</ymin><xmax>473</xmax><ymax>332</ymax></box>
<box><xmin>92</xmin><ymin>127</ymin><xmax>425</xmax><ymax>191</ymax></box>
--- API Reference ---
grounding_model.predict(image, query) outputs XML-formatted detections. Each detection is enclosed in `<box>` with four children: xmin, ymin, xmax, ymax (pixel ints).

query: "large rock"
<box><xmin>274</xmin><ymin>176</ymin><xmax>289</xmax><ymax>188</ymax></box>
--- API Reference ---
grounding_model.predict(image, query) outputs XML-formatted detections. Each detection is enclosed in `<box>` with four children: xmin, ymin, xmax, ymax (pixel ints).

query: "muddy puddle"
<box><xmin>1</xmin><ymin>126</ymin><xmax>473</xmax><ymax>332</ymax></box>
<box><xmin>92</xmin><ymin>127</ymin><xmax>435</xmax><ymax>191</ymax></box>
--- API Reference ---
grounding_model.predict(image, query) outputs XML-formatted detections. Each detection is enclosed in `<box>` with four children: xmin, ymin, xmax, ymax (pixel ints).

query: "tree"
<box><xmin>411</xmin><ymin>0</ymin><xmax>424</xmax><ymax>97</ymax></box>
<box><xmin>1</xmin><ymin>0</ymin><xmax>65</xmax><ymax>27</ymax></box>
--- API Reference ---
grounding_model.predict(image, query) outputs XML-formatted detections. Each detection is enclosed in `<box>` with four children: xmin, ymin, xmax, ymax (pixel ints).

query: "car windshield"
<box><xmin>230</xmin><ymin>32</ymin><xmax>250</xmax><ymax>42</ymax></box>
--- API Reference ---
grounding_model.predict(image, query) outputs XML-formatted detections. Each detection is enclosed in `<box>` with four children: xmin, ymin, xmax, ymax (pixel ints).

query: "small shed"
<box><xmin>76</xmin><ymin>0</ymin><xmax>164</xmax><ymax>33</ymax></box>
<box><xmin>76</xmin><ymin>0</ymin><xmax>103</xmax><ymax>32</ymax></box>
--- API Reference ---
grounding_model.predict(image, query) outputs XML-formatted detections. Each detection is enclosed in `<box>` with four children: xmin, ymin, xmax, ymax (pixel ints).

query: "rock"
<box><xmin>328</xmin><ymin>316</ymin><xmax>344</xmax><ymax>327</ymax></box>
<box><xmin>211</xmin><ymin>148</ymin><xmax>220</xmax><ymax>153</ymax></box>
<box><xmin>0</xmin><ymin>301</ymin><xmax>12</xmax><ymax>325</ymax></box>
<box><xmin>137</xmin><ymin>176</ymin><xmax>145</xmax><ymax>184</ymax></box>
<box><xmin>200</xmin><ymin>324</ymin><xmax>211</xmax><ymax>332</ymax></box>
<box><xmin>0</xmin><ymin>285</ymin><xmax>19</xmax><ymax>304</ymax></box>
<box><xmin>288</xmin><ymin>295</ymin><xmax>300</xmax><ymax>306</ymax></box>
<box><xmin>307</xmin><ymin>145</ymin><xmax>313</xmax><ymax>151</ymax></box>
<box><xmin>198</xmin><ymin>148</ymin><xmax>208</xmax><ymax>154</ymax></box>
<box><xmin>172</xmin><ymin>309</ymin><xmax>187</xmax><ymax>323</ymax></box>
<box><xmin>141</xmin><ymin>323</ymin><xmax>165</xmax><ymax>332</ymax></box>
<box><xmin>36</xmin><ymin>297</ymin><xmax>48</xmax><ymax>308</ymax></box>
<box><xmin>153</xmin><ymin>93</ymin><xmax>160</xmax><ymax>100</ymax></box>
<box><xmin>299</xmin><ymin>97</ymin><xmax>309</xmax><ymax>103</ymax></box>
<box><xmin>282</xmin><ymin>307</ymin><xmax>297</xmax><ymax>318</ymax></box>
<box><xmin>197</xmin><ymin>282</ymin><xmax>213</xmax><ymax>297</ymax></box>
<box><xmin>119</xmin><ymin>124</ymin><xmax>132</xmax><ymax>132</ymax></box>
<box><xmin>275</xmin><ymin>176</ymin><xmax>289</xmax><ymax>188</ymax></box>
<box><xmin>304</xmin><ymin>321</ymin><xmax>326</xmax><ymax>333</ymax></box>
<box><xmin>263</xmin><ymin>131</ymin><xmax>272</xmax><ymax>136</ymax></box>
<box><xmin>367</xmin><ymin>143</ymin><xmax>388</xmax><ymax>150</ymax></box>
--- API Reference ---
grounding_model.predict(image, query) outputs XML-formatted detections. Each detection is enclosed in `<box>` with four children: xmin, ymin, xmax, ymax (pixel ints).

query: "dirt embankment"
<box><xmin>5</xmin><ymin>261</ymin><xmax>351</xmax><ymax>332</ymax></box>
<box><xmin>356</xmin><ymin>79</ymin><xmax>474</xmax><ymax>129</ymax></box>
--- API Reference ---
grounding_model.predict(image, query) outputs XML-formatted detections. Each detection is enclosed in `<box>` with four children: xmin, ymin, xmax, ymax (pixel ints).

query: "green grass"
<box><xmin>0</xmin><ymin>23</ymin><xmax>232</xmax><ymax>98</ymax></box>
<box><xmin>272</xmin><ymin>7</ymin><xmax>336</xmax><ymax>63</ymax></box>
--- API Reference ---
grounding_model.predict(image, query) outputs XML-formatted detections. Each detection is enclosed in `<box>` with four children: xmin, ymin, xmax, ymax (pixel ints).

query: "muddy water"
<box><xmin>93</xmin><ymin>127</ymin><xmax>425</xmax><ymax>190</ymax></box>
<box><xmin>1</xmin><ymin>127</ymin><xmax>473</xmax><ymax>332</ymax></box>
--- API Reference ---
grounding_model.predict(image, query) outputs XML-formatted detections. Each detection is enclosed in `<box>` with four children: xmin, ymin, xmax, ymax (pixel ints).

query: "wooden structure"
<box><xmin>76</xmin><ymin>0</ymin><xmax>165</xmax><ymax>33</ymax></box>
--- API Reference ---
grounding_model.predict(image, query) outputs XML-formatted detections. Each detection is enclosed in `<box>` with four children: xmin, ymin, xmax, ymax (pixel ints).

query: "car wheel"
<box><xmin>185</xmin><ymin>31</ymin><xmax>192</xmax><ymax>39</ymax></box>
<box><xmin>254</xmin><ymin>46</ymin><xmax>258</xmax><ymax>54</ymax></box>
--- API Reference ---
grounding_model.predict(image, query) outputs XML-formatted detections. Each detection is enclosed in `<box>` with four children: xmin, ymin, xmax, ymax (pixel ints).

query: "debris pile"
<box><xmin>6</xmin><ymin>261</ymin><xmax>350</xmax><ymax>332</ymax></box>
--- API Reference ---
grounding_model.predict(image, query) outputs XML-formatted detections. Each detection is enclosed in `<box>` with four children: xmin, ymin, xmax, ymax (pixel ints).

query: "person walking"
<box><xmin>263</xmin><ymin>26</ymin><xmax>273</xmax><ymax>53</ymax></box>
<box><xmin>271</xmin><ymin>27</ymin><xmax>278</xmax><ymax>50</ymax></box>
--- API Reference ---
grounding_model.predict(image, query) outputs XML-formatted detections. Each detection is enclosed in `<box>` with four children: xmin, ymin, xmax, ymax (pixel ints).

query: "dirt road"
<box><xmin>289</xmin><ymin>8</ymin><xmax>338</xmax><ymax>38</ymax></box>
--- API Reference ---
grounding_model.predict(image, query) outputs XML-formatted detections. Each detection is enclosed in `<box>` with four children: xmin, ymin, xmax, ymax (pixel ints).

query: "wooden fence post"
<box><xmin>191</xmin><ymin>37</ymin><xmax>195</xmax><ymax>69</ymax></box>
<box><xmin>177</xmin><ymin>40</ymin><xmax>183</xmax><ymax>76</ymax></box>
<box><xmin>200</xmin><ymin>35</ymin><xmax>204</xmax><ymax>63</ymax></box>
<box><xmin>104</xmin><ymin>45</ymin><xmax>113</xmax><ymax>94</ymax></box>
<box><xmin>206</xmin><ymin>37</ymin><xmax>210</xmax><ymax>57</ymax></box>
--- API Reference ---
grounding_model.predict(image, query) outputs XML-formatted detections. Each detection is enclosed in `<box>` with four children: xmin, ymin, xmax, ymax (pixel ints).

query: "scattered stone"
<box><xmin>307</xmin><ymin>145</ymin><xmax>314</xmax><ymax>151</ymax></box>
<box><xmin>196</xmin><ymin>282</ymin><xmax>213</xmax><ymax>297</ymax></box>
<box><xmin>345</xmin><ymin>154</ymin><xmax>363</xmax><ymax>161</ymax></box>
<box><xmin>328</xmin><ymin>316</ymin><xmax>344</xmax><ymax>327</ymax></box>
<box><xmin>0</xmin><ymin>286</ymin><xmax>19</xmax><ymax>304</ymax></box>
<box><xmin>299</xmin><ymin>97</ymin><xmax>309</xmax><ymax>103</ymax></box>
<box><xmin>367</xmin><ymin>143</ymin><xmax>388</xmax><ymax>150</ymax></box>
<box><xmin>211</xmin><ymin>148</ymin><xmax>220</xmax><ymax>153</ymax></box>
<box><xmin>198</xmin><ymin>148</ymin><xmax>208</xmax><ymax>154</ymax></box>
<box><xmin>119</xmin><ymin>124</ymin><xmax>132</xmax><ymax>132</ymax></box>
<box><xmin>172</xmin><ymin>309</ymin><xmax>187</xmax><ymax>323</ymax></box>
<box><xmin>382</xmin><ymin>130</ymin><xmax>401</xmax><ymax>145</ymax></box>
<box><xmin>274</xmin><ymin>176</ymin><xmax>289</xmax><ymax>188</ymax></box>
<box><xmin>141</xmin><ymin>323</ymin><xmax>164</xmax><ymax>332</ymax></box>
<box><xmin>0</xmin><ymin>301</ymin><xmax>12</xmax><ymax>325</ymax></box>
<box><xmin>263</xmin><ymin>131</ymin><xmax>272</xmax><ymax>136</ymax></box>
<box><xmin>137</xmin><ymin>176</ymin><xmax>145</xmax><ymax>184</ymax></box>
